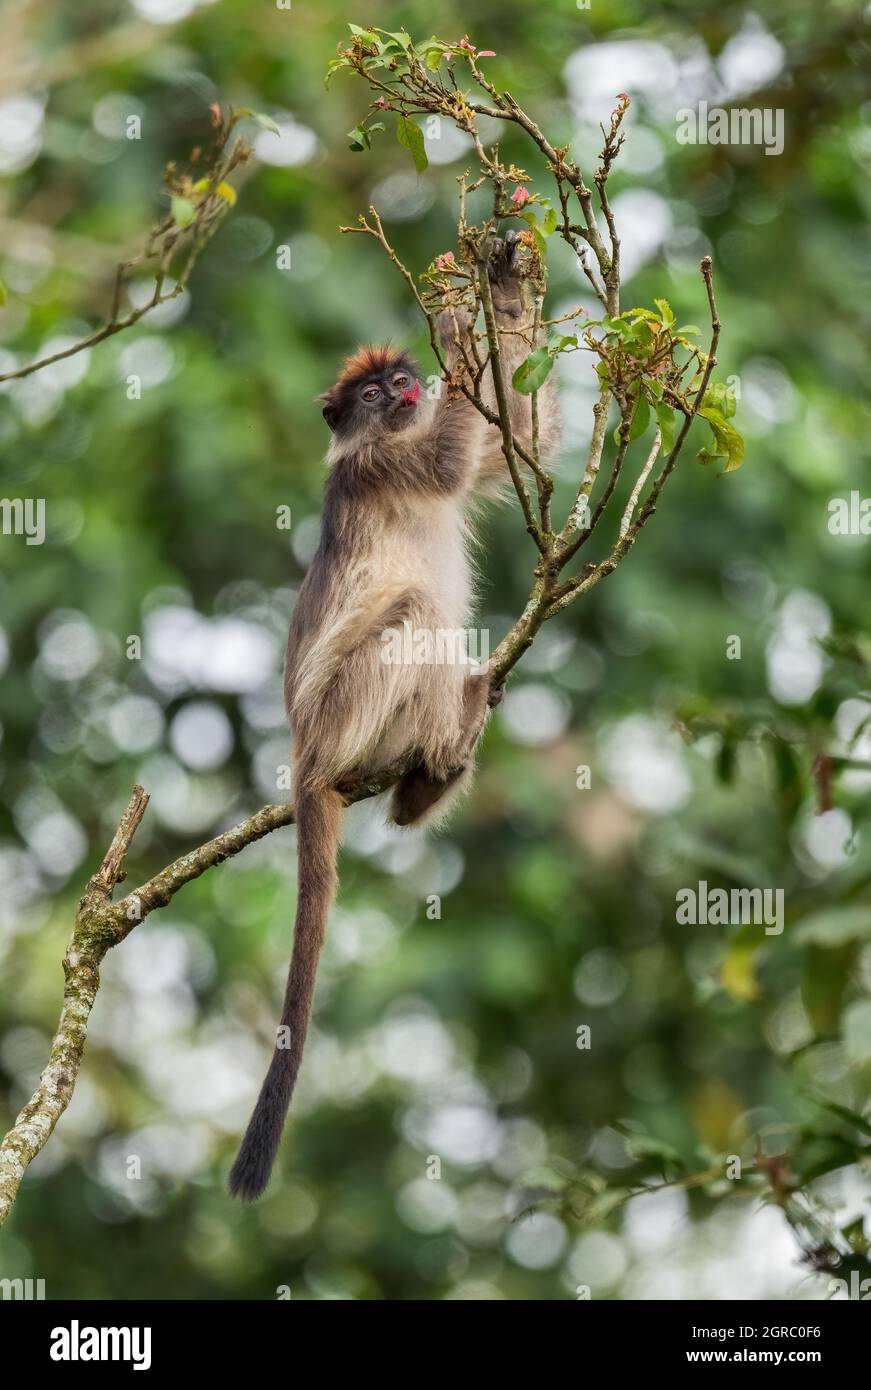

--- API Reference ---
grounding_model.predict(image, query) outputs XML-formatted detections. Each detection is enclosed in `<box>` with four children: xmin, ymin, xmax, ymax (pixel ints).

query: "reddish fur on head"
<box><xmin>335</xmin><ymin>344</ymin><xmax>399</xmax><ymax>385</ymax></box>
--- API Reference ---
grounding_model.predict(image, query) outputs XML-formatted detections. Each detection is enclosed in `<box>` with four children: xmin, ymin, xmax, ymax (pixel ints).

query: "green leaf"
<box><xmin>843</xmin><ymin>1000</ymin><xmax>871</xmax><ymax>1065</ymax></box>
<box><xmin>697</xmin><ymin>407</ymin><xmax>745</xmax><ymax>473</ymax></box>
<box><xmin>654</xmin><ymin>297</ymin><xmax>675</xmax><ymax>329</ymax></box>
<box><xmin>171</xmin><ymin>196</ymin><xmax>195</xmax><ymax>227</ymax></box>
<box><xmin>396</xmin><ymin>115</ymin><xmax>427</xmax><ymax>172</ymax></box>
<box><xmin>623</xmin><ymin>1133</ymin><xmax>685</xmax><ymax>1168</ymax></box>
<box><xmin>512</xmin><ymin>346</ymin><xmax>554</xmax><ymax>394</ymax></box>
<box><xmin>376</xmin><ymin>27</ymin><xmax>414</xmax><ymax>51</ymax></box>
<box><xmin>419</xmin><ymin>38</ymin><xmax>448</xmax><ymax>70</ymax></box>
<box><xmin>607</xmin><ymin>316</ymin><xmax>632</xmax><ymax>339</ymax></box>
<box><xmin>613</xmin><ymin>392</ymin><xmax>650</xmax><ymax>445</ymax></box>
<box><xmin>348</xmin><ymin>24</ymin><xmax>379</xmax><ymax>42</ymax></box>
<box><xmin>703</xmin><ymin>380</ymin><xmax>738</xmax><ymax>419</ymax></box>
<box><xmin>790</xmin><ymin>1132</ymin><xmax>860</xmax><ymax>1185</ymax></box>
<box><xmin>347</xmin><ymin>125</ymin><xmax>369</xmax><ymax>152</ymax></box>
<box><xmin>624</xmin><ymin>320</ymin><xmax>655</xmax><ymax>352</ymax></box>
<box><xmin>324</xmin><ymin>58</ymin><xmax>349</xmax><ymax>89</ymax></box>
<box><xmin>231</xmin><ymin>107</ymin><xmax>281</xmax><ymax>135</ymax></box>
<box><xmin>0</xmin><ymin>279</ymin><xmax>6</xmax><ymax>306</ymax></box>
<box><xmin>629</xmin><ymin>391</ymin><xmax>650</xmax><ymax>441</ymax></box>
<box><xmin>520</xmin><ymin>210</ymin><xmax>547</xmax><ymax>256</ymax></box>
<box><xmin>251</xmin><ymin>111</ymin><xmax>280</xmax><ymax>136</ymax></box>
<box><xmin>542</xmin><ymin>206</ymin><xmax>558</xmax><ymax>236</ymax></box>
<box><xmin>676</xmin><ymin>324</ymin><xmax>701</xmax><ymax>336</ymax></box>
<box><xmin>810</xmin><ymin>1096</ymin><xmax>871</xmax><ymax>1140</ymax></box>
<box><xmin>655</xmin><ymin>401</ymin><xmax>676</xmax><ymax>453</ymax></box>
<box><xmin>795</xmin><ymin>906</ymin><xmax>871</xmax><ymax>947</ymax></box>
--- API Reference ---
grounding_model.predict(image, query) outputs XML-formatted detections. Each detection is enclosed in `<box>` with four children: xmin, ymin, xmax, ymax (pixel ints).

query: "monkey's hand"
<box><xmin>488</xmin><ymin>229</ymin><xmax>545</xmax><ymax>323</ymax></box>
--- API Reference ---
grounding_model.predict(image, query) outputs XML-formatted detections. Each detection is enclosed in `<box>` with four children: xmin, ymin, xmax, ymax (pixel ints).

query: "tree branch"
<box><xmin>0</xmin><ymin>591</ymin><xmax>545</xmax><ymax>1227</ymax></box>
<box><xmin>0</xmin><ymin>110</ymin><xmax>252</xmax><ymax>385</ymax></box>
<box><xmin>0</xmin><ymin>38</ymin><xmax>734</xmax><ymax>1225</ymax></box>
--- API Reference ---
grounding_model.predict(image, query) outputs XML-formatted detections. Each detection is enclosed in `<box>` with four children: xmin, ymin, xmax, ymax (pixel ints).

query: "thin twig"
<box><xmin>620</xmin><ymin>427</ymin><xmax>662</xmax><ymax>536</ymax></box>
<box><xmin>0</xmin><ymin>122</ymin><xmax>250</xmax><ymax>384</ymax></box>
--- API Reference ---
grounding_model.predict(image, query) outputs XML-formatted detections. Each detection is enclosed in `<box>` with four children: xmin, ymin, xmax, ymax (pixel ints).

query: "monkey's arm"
<box><xmin>420</xmin><ymin>233</ymin><xmax>562</xmax><ymax>498</ymax></box>
<box><xmin>478</xmin><ymin>233</ymin><xmax>561</xmax><ymax>483</ymax></box>
<box><xmin>438</xmin><ymin>234</ymin><xmax>561</xmax><ymax>490</ymax></box>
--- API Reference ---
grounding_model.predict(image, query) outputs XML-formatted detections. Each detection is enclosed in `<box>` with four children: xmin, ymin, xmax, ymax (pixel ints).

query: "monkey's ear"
<box><xmin>321</xmin><ymin>400</ymin><xmax>339</xmax><ymax>432</ymax></box>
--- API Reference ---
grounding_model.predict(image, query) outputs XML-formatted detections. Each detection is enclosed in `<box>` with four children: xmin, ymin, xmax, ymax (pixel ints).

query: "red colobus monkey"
<box><xmin>229</xmin><ymin>234</ymin><xmax>560</xmax><ymax>1200</ymax></box>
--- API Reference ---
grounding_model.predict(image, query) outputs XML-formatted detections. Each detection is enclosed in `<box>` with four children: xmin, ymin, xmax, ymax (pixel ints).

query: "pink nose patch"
<box><xmin>402</xmin><ymin>381</ymin><xmax>421</xmax><ymax>405</ymax></box>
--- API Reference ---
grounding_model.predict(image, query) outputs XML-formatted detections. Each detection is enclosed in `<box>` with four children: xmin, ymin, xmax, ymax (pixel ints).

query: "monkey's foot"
<box><xmin>391</xmin><ymin>764</ymin><xmax>467</xmax><ymax>827</ymax></box>
<box><xmin>334</xmin><ymin>773</ymin><xmax>361</xmax><ymax>799</ymax></box>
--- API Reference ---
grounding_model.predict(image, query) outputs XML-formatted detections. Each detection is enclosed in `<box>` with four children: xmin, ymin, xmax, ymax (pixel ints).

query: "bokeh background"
<box><xmin>1</xmin><ymin>0</ymin><xmax>870</xmax><ymax>1300</ymax></box>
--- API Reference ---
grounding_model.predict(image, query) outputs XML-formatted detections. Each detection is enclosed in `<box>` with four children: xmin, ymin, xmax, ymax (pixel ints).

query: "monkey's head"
<box><xmin>321</xmin><ymin>346</ymin><xmax>426</xmax><ymax>443</ymax></box>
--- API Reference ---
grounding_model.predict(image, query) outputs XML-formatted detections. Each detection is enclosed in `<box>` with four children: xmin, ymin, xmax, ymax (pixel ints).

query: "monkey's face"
<box><xmin>358</xmin><ymin>365</ymin><xmax>422</xmax><ymax>435</ymax></box>
<box><xmin>322</xmin><ymin>349</ymin><xmax>425</xmax><ymax>442</ymax></box>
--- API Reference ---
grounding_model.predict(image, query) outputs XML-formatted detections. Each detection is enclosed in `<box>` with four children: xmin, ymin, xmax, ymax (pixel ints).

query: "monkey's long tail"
<box><xmin>228</xmin><ymin>784</ymin><xmax>343</xmax><ymax>1202</ymax></box>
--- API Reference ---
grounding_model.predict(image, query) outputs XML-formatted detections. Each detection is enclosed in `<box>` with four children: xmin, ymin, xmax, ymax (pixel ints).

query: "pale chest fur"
<box><xmin>383</xmin><ymin>495</ymin><xmax>473</xmax><ymax>628</ymax></box>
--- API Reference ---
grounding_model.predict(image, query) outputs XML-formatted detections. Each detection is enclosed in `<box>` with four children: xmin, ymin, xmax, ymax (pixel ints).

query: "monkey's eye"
<box><xmin>394</xmin><ymin>374</ymin><xmax>409</xmax><ymax>388</ymax></box>
<box><xmin>361</xmin><ymin>385</ymin><xmax>381</xmax><ymax>402</ymax></box>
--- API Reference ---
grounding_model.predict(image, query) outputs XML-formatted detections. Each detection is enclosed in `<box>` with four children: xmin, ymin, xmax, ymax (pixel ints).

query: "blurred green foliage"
<box><xmin>0</xmin><ymin>0</ymin><xmax>869</xmax><ymax>1300</ymax></box>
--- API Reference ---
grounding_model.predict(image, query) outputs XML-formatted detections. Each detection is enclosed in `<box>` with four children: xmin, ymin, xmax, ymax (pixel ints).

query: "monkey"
<box><xmin>228</xmin><ymin>232</ymin><xmax>560</xmax><ymax>1201</ymax></box>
